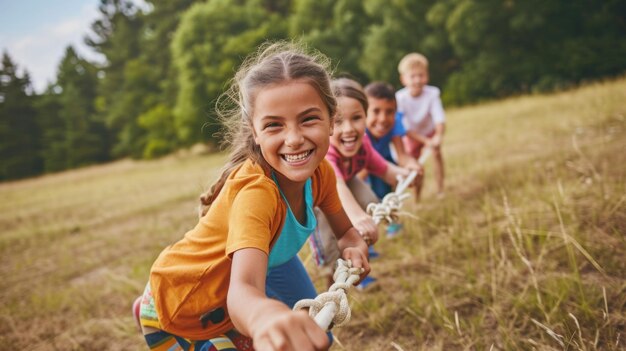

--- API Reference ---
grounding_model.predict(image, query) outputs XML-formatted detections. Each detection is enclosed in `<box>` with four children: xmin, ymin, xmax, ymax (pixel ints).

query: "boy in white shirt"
<box><xmin>396</xmin><ymin>53</ymin><xmax>446</xmax><ymax>198</ymax></box>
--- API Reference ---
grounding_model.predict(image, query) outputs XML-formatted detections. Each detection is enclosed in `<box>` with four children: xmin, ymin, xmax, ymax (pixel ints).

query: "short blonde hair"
<box><xmin>398</xmin><ymin>53</ymin><xmax>429</xmax><ymax>74</ymax></box>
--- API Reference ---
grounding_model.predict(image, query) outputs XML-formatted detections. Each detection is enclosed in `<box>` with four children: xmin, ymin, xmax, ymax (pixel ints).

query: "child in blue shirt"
<box><xmin>364</xmin><ymin>82</ymin><xmax>422</xmax><ymax>237</ymax></box>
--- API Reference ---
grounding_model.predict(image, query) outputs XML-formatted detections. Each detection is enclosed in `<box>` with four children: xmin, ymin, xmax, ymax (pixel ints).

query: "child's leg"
<box><xmin>432</xmin><ymin>145</ymin><xmax>445</xmax><ymax>195</ymax></box>
<box><xmin>310</xmin><ymin>207</ymin><xmax>340</xmax><ymax>287</ymax></box>
<box><xmin>346</xmin><ymin>177</ymin><xmax>384</xmax><ymax>264</ymax></box>
<box><xmin>265</xmin><ymin>256</ymin><xmax>320</xmax><ymax>308</ymax></box>
<box><xmin>138</xmin><ymin>282</ymin><xmax>184</xmax><ymax>350</ymax></box>
<box><xmin>138</xmin><ymin>282</ymin><xmax>252</xmax><ymax>351</ymax></box>
<box><xmin>311</xmin><ymin>179</ymin><xmax>377</xmax><ymax>265</ymax></box>
<box><xmin>142</xmin><ymin>329</ymin><xmax>252</xmax><ymax>351</ymax></box>
<box><xmin>402</xmin><ymin>136</ymin><xmax>426</xmax><ymax>200</ymax></box>
<box><xmin>265</xmin><ymin>256</ymin><xmax>334</xmax><ymax>343</ymax></box>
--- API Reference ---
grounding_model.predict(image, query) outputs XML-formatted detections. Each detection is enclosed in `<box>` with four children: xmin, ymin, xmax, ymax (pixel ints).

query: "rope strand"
<box><xmin>293</xmin><ymin>259</ymin><xmax>363</xmax><ymax>331</ymax></box>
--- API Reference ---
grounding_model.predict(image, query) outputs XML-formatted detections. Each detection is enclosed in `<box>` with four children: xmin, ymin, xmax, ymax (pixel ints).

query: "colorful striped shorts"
<box><xmin>138</xmin><ymin>283</ymin><xmax>254</xmax><ymax>351</ymax></box>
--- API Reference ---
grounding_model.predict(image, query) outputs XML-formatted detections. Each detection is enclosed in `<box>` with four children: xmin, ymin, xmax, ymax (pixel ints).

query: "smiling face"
<box><xmin>252</xmin><ymin>80</ymin><xmax>332</xmax><ymax>186</ymax></box>
<box><xmin>401</xmin><ymin>66</ymin><xmax>429</xmax><ymax>97</ymax></box>
<box><xmin>330</xmin><ymin>96</ymin><xmax>367</xmax><ymax>158</ymax></box>
<box><xmin>366</xmin><ymin>97</ymin><xmax>397</xmax><ymax>139</ymax></box>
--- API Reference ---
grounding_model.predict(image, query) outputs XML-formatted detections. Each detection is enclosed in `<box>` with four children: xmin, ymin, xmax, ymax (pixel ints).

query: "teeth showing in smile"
<box><xmin>341</xmin><ymin>136</ymin><xmax>357</xmax><ymax>147</ymax></box>
<box><xmin>283</xmin><ymin>150</ymin><xmax>312</xmax><ymax>163</ymax></box>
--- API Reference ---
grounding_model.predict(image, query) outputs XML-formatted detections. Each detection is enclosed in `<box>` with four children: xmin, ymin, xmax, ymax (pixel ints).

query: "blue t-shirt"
<box><xmin>268</xmin><ymin>175</ymin><xmax>317</xmax><ymax>268</ymax></box>
<box><xmin>366</xmin><ymin>112</ymin><xmax>406</xmax><ymax>198</ymax></box>
<box><xmin>366</xmin><ymin>112</ymin><xmax>406</xmax><ymax>162</ymax></box>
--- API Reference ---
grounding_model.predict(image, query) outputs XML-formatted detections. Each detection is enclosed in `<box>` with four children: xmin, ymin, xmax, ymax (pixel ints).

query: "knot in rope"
<box><xmin>293</xmin><ymin>290</ymin><xmax>351</xmax><ymax>327</ymax></box>
<box><xmin>293</xmin><ymin>259</ymin><xmax>363</xmax><ymax>330</ymax></box>
<box><xmin>366</xmin><ymin>192</ymin><xmax>410</xmax><ymax>224</ymax></box>
<box><xmin>366</xmin><ymin>170</ymin><xmax>417</xmax><ymax>225</ymax></box>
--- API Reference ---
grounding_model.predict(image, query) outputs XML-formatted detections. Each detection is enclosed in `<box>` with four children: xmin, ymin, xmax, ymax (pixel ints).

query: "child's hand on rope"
<box><xmin>404</xmin><ymin>158</ymin><xmax>424</xmax><ymax>180</ymax></box>
<box><xmin>402</xmin><ymin>162</ymin><xmax>423</xmax><ymax>187</ymax></box>
<box><xmin>340</xmin><ymin>246</ymin><xmax>371</xmax><ymax>285</ymax></box>
<box><xmin>427</xmin><ymin>134</ymin><xmax>442</xmax><ymax>148</ymax></box>
<box><xmin>337</xmin><ymin>227</ymin><xmax>370</xmax><ymax>283</ymax></box>
<box><xmin>252</xmin><ymin>306</ymin><xmax>329</xmax><ymax>351</ymax></box>
<box><xmin>352</xmin><ymin>213</ymin><xmax>378</xmax><ymax>246</ymax></box>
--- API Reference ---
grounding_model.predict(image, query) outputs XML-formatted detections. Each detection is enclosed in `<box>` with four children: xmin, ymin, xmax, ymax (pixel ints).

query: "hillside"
<box><xmin>0</xmin><ymin>78</ymin><xmax>624</xmax><ymax>350</ymax></box>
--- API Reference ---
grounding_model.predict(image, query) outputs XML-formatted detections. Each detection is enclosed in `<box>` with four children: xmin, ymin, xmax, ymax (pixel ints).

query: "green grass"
<box><xmin>1</xmin><ymin>78</ymin><xmax>624</xmax><ymax>350</ymax></box>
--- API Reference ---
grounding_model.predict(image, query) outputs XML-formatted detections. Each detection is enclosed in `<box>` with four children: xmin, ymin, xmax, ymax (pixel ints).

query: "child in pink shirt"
<box><xmin>311</xmin><ymin>78</ymin><xmax>413</xmax><ymax>289</ymax></box>
<box><xmin>325</xmin><ymin>132</ymin><xmax>388</xmax><ymax>181</ymax></box>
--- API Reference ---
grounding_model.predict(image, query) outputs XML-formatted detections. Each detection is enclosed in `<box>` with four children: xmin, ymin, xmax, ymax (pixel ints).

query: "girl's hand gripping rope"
<box><xmin>293</xmin><ymin>259</ymin><xmax>365</xmax><ymax>331</ymax></box>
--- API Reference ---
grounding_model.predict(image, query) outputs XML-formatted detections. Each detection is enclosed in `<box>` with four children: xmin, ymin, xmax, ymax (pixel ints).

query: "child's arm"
<box><xmin>405</xmin><ymin>130</ymin><xmax>430</xmax><ymax>145</ymax></box>
<box><xmin>391</xmin><ymin>136</ymin><xmax>421</xmax><ymax>171</ymax></box>
<box><xmin>429</xmin><ymin>123</ymin><xmax>446</xmax><ymax>147</ymax></box>
<box><xmin>228</xmin><ymin>248</ymin><xmax>329</xmax><ymax>351</ymax></box>
<box><xmin>356</xmin><ymin>168</ymin><xmax>369</xmax><ymax>181</ymax></box>
<box><xmin>336</xmin><ymin>178</ymin><xmax>379</xmax><ymax>245</ymax></box>
<box><xmin>379</xmin><ymin>161</ymin><xmax>413</xmax><ymax>188</ymax></box>
<box><xmin>323</xmin><ymin>208</ymin><xmax>370</xmax><ymax>281</ymax></box>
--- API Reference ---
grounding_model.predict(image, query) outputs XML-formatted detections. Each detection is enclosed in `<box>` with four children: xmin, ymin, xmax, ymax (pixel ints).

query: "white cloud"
<box><xmin>2</xmin><ymin>4</ymin><xmax>103</xmax><ymax>93</ymax></box>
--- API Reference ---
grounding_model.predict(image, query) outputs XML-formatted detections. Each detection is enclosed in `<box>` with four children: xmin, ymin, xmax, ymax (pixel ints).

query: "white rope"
<box><xmin>366</xmin><ymin>147</ymin><xmax>432</xmax><ymax>225</ymax></box>
<box><xmin>294</xmin><ymin>149</ymin><xmax>433</xmax><ymax>330</ymax></box>
<box><xmin>366</xmin><ymin>171</ymin><xmax>416</xmax><ymax>225</ymax></box>
<box><xmin>293</xmin><ymin>259</ymin><xmax>363</xmax><ymax>331</ymax></box>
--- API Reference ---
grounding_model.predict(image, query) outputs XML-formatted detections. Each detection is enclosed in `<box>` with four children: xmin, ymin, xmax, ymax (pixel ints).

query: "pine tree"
<box><xmin>0</xmin><ymin>52</ymin><xmax>42</xmax><ymax>180</ymax></box>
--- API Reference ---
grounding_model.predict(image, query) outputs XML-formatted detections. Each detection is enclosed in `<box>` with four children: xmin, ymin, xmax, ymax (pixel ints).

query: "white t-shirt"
<box><xmin>396</xmin><ymin>85</ymin><xmax>445</xmax><ymax>136</ymax></box>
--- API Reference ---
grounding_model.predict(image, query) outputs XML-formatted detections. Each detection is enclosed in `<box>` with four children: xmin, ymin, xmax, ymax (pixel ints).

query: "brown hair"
<box><xmin>332</xmin><ymin>78</ymin><xmax>368</xmax><ymax>113</ymax></box>
<box><xmin>364</xmin><ymin>81</ymin><xmax>396</xmax><ymax>101</ymax></box>
<box><xmin>199</xmin><ymin>41</ymin><xmax>336</xmax><ymax>216</ymax></box>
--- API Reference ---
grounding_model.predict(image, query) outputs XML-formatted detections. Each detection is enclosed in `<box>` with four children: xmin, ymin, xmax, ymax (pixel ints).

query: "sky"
<box><xmin>0</xmin><ymin>1</ymin><xmax>111</xmax><ymax>93</ymax></box>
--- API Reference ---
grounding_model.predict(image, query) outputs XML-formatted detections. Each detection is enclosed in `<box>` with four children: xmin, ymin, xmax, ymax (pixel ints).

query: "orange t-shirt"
<box><xmin>149</xmin><ymin>158</ymin><xmax>343</xmax><ymax>339</ymax></box>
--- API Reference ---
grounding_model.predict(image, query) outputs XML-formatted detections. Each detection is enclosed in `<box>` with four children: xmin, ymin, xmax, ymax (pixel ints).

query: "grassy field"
<box><xmin>1</xmin><ymin>77</ymin><xmax>624</xmax><ymax>350</ymax></box>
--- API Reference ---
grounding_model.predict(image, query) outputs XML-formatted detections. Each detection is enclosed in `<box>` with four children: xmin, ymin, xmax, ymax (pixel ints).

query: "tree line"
<box><xmin>1</xmin><ymin>0</ymin><xmax>625</xmax><ymax>180</ymax></box>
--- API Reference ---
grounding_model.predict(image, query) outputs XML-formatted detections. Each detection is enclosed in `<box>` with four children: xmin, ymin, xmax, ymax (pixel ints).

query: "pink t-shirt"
<box><xmin>326</xmin><ymin>134</ymin><xmax>388</xmax><ymax>181</ymax></box>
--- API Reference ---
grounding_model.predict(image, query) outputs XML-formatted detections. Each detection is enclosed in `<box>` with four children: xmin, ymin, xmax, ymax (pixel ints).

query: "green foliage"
<box><xmin>35</xmin><ymin>47</ymin><xmax>109</xmax><ymax>173</ymax></box>
<box><xmin>58</xmin><ymin>47</ymin><xmax>109</xmax><ymax>168</ymax></box>
<box><xmin>87</xmin><ymin>0</ymin><xmax>144</xmax><ymax>157</ymax></box>
<box><xmin>291</xmin><ymin>0</ymin><xmax>371</xmax><ymax>82</ymax></box>
<box><xmin>133</xmin><ymin>0</ymin><xmax>195</xmax><ymax>158</ymax></box>
<box><xmin>137</xmin><ymin>103</ymin><xmax>177</xmax><ymax>159</ymax></box>
<box><xmin>3</xmin><ymin>0</ymin><xmax>626</xmax><ymax>180</ymax></box>
<box><xmin>0</xmin><ymin>53</ymin><xmax>42</xmax><ymax>180</ymax></box>
<box><xmin>36</xmin><ymin>87</ymin><xmax>65</xmax><ymax>172</ymax></box>
<box><xmin>441</xmin><ymin>0</ymin><xmax>626</xmax><ymax>104</ymax></box>
<box><xmin>171</xmin><ymin>0</ymin><xmax>287</xmax><ymax>146</ymax></box>
<box><xmin>2</xmin><ymin>78</ymin><xmax>624</xmax><ymax>348</ymax></box>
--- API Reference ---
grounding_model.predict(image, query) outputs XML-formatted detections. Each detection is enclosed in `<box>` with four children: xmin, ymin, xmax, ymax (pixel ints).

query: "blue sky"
<box><xmin>0</xmin><ymin>1</ymin><xmax>108</xmax><ymax>92</ymax></box>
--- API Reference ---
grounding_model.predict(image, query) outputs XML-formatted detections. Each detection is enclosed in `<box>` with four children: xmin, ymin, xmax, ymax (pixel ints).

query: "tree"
<box><xmin>58</xmin><ymin>46</ymin><xmax>109</xmax><ymax>168</ymax></box>
<box><xmin>358</xmin><ymin>0</ymin><xmax>454</xmax><ymax>88</ymax></box>
<box><xmin>0</xmin><ymin>52</ymin><xmax>42</xmax><ymax>180</ymax></box>
<box><xmin>36</xmin><ymin>47</ymin><xmax>109</xmax><ymax>172</ymax></box>
<box><xmin>87</xmin><ymin>0</ymin><xmax>145</xmax><ymax>157</ymax></box>
<box><xmin>171</xmin><ymin>0</ymin><xmax>288</xmax><ymax>146</ymax></box>
<box><xmin>129</xmin><ymin>0</ymin><xmax>195</xmax><ymax>158</ymax></box>
<box><xmin>441</xmin><ymin>0</ymin><xmax>626</xmax><ymax>104</ymax></box>
<box><xmin>291</xmin><ymin>0</ymin><xmax>371</xmax><ymax>83</ymax></box>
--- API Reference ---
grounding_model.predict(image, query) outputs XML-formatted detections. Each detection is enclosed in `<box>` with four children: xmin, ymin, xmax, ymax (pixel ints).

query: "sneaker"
<box><xmin>368</xmin><ymin>246</ymin><xmax>380</xmax><ymax>260</ymax></box>
<box><xmin>356</xmin><ymin>276</ymin><xmax>377</xmax><ymax>291</ymax></box>
<box><xmin>386</xmin><ymin>222</ymin><xmax>403</xmax><ymax>238</ymax></box>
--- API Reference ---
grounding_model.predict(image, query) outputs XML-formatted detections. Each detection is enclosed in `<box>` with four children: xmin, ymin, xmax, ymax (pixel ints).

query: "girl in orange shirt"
<box><xmin>137</xmin><ymin>41</ymin><xmax>369</xmax><ymax>351</ymax></box>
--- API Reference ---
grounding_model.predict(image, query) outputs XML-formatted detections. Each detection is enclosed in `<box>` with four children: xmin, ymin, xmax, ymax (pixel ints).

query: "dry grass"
<box><xmin>1</xmin><ymin>78</ymin><xmax>624</xmax><ymax>350</ymax></box>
